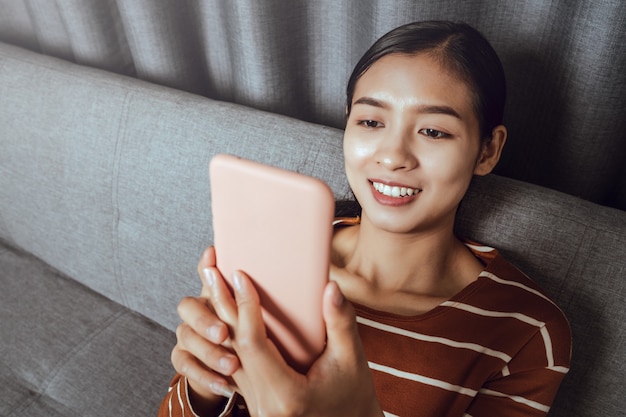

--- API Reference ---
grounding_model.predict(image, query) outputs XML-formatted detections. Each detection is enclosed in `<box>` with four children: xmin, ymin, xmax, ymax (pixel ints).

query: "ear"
<box><xmin>474</xmin><ymin>125</ymin><xmax>507</xmax><ymax>176</ymax></box>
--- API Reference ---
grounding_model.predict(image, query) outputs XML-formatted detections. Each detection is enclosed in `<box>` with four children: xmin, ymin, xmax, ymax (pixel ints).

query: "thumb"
<box><xmin>322</xmin><ymin>281</ymin><xmax>361</xmax><ymax>361</ymax></box>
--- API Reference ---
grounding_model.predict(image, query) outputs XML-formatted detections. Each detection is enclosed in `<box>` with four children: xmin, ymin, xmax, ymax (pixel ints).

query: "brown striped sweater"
<box><xmin>158</xmin><ymin>242</ymin><xmax>571</xmax><ymax>416</ymax></box>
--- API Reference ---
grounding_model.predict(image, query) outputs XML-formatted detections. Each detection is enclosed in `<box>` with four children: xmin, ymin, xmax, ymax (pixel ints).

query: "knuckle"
<box><xmin>195</xmin><ymin>372</ymin><xmax>214</xmax><ymax>391</ymax></box>
<box><xmin>234</xmin><ymin>333</ymin><xmax>265</xmax><ymax>356</ymax></box>
<box><xmin>178</xmin><ymin>296</ymin><xmax>196</xmax><ymax>311</ymax></box>
<box><xmin>171</xmin><ymin>346</ymin><xmax>189</xmax><ymax>375</ymax></box>
<box><xmin>175</xmin><ymin>322</ymin><xmax>190</xmax><ymax>342</ymax></box>
<box><xmin>193</xmin><ymin>315</ymin><xmax>211</xmax><ymax>334</ymax></box>
<box><xmin>200</xmin><ymin>343</ymin><xmax>218</xmax><ymax>365</ymax></box>
<box><xmin>233</xmin><ymin>333</ymin><xmax>255</xmax><ymax>351</ymax></box>
<box><xmin>176</xmin><ymin>297</ymin><xmax>193</xmax><ymax>318</ymax></box>
<box><xmin>261</xmin><ymin>397</ymin><xmax>304</xmax><ymax>417</ymax></box>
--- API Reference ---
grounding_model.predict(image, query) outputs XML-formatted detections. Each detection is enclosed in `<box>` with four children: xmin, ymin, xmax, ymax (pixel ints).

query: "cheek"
<box><xmin>421</xmin><ymin>144</ymin><xmax>478</xmax><ymax>185</ymax></box>
<box><xmin>342</xmin><ymin>130</ymin><xmax>376</xmax><ymax>174</ymax></box>
<box><xmin>342</xmin><ymin>131</ymin><xmax>375</xmax><ymax>196</ymax></box>
<box><xmin>343</xmin><ymin>130</ymin><xmax>375</xmax><ymax>161</ymax></box>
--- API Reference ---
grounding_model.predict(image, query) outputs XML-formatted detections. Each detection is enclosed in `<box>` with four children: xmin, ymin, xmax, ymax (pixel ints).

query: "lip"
<box><xmin>368</xmin><ymin>179</ymin><xmax>421</xmax><ymax>206</ymax></box>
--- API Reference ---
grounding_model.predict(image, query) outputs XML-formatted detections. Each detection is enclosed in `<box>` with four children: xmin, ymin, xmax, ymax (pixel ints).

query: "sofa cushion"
<box><xmin>0</xmin><ymin>243</ymin><xmax>175</xmax><ymax>416</ymax></box>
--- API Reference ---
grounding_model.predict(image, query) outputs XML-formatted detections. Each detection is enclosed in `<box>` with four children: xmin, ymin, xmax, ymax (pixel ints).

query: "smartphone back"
<box><xmin>209</xmin><ymin>154</ymin><xmax>335</xmax><ymax>372</ymax></box>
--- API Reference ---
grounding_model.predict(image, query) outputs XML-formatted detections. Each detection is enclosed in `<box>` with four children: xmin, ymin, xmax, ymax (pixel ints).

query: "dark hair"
<box><xmin>346</xmin><ymin>21</ymin><xmax>506</xmax><ymax>141</ymax></box>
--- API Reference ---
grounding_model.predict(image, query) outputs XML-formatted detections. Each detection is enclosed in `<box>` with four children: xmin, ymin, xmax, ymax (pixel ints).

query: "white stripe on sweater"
<box><xmin>479</xmin><ymin>270</ymin><xmax>554</xmax><ymax>305</ymax></box>
<box><xmin>465</xmin><ymin>243</ymin><xmax>496</xmax><ymax>253</ymax></box>
<box><xmin>479</xmin><ymin>388</ymin><xmax>550</xmax><ymax>412</ymax></box>
<box><xmin>368</xmin><ymin>361</ymin><xmax>479</xmax><ymax>397</ymax></box>
<box><xmin>357</xmin><ymin>316</ymin><xmax>512</xmax><ymax>362</ymax></box>
<box><xmin>439</xmin><ymin>301</ymin><xmax>546</xmax><ymax>327</ymax></box>
<box><xmin>370</xmin><ymin>361</ymin><xmax>551</xmax><ymax>414</ymax></box>
<box><xmin>176</xmin><ymin>380</ymin><xmax>185</xmax><ymax>416</ymax></box>
<box><xmin>441</xmin><ymin>300</ymin><xmax>556</xmax><ymax>367</ymax></box>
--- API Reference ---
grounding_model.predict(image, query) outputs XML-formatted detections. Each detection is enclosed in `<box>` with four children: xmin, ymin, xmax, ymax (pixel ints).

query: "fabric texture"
<box><xmin>0</xmin><ymin>41</ymin><xmax>352</xmax><ymax>333</ymax></box>
<box><xmin>0</xmin><ymin>243</ymin><xmax>176</xmax><ymax>416</ymax></box>
<box><xmin>1</xmin><ymin>42</ymin><xmax>625</xmax><ymax>417</ymax></box>
<box><xmin>356</xmin><ymin>246</ymin><xmax>571</xmax><ymax>416</ymax></box>
<box><xmin>0</xmin><ymin>0</ymin><xmax>624</xmax><ymax>210</ymax></box>
<box><xmin>456</xmin><ymin>175</ymin><xmax>626</xmax><ymax>417</ymax></box>
<box><xmin>158</xmin><ymin>244</ymin><xmax>572</xmax><ymax>417</ymax></box>
<box><xmin>160</xmin><ymin>374</ymin><xmax>240</xmax><ymax>417</ymax></box>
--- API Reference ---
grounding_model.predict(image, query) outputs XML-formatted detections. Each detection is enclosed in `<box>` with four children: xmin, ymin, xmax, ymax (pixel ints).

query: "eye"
<box><xmin>358</xmin><ymin>120</ymin><xmax>384</xmax><ymax>129</ymax></box>
<box><xmin>419</xmin><ymin>128</ymin><xmax>450</xmax><ymax>139</ymax></box>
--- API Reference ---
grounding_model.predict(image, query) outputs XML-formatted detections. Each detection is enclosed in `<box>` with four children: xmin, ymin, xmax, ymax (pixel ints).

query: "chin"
<box><xmin>362</xmin><ymin>201</ymin><xmax>458</xmax><ymax>236</ymax></box>
<box><xmin>362</xmin><ymin>211</ymin><xmax>421</xmax><ymax>234</ymax></box>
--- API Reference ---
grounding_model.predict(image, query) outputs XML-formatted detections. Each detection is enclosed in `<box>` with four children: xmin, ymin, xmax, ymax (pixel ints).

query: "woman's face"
<box><xmin>343</xmin><ymin>53</ymin><xmax>484</xmax><ymax>235</ymax></box>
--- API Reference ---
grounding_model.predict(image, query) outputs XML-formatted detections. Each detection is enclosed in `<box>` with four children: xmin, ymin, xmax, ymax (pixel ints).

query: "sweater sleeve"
<box><xmin>465</xmin><ymin>319</ymin><xmax>571</xmax><ymax>417</ymax></box>
<box><xmin>157</xmin><ymin>374</ymin><xmax>241</xmax><ymax>417</ymax></box>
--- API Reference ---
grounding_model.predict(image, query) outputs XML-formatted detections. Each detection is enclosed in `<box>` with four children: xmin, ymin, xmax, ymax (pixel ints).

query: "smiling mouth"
<box><xmin>371</xmin><ymin>181</ymin><xmax>421</xmax><ymax>198</ymax></box>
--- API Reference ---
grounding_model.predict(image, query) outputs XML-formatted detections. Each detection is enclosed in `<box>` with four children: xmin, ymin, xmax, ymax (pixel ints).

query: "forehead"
<box><xmin>353</xmin><ymin>53</ymin><xmax>476</xmax><ymax>117</ymax></box>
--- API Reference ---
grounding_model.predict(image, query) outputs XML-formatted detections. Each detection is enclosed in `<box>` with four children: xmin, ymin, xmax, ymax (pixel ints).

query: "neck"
<box><xmin>343</xmin><ymin>215</ymin><xmax>462</xmax><ymax>295</ymax></box>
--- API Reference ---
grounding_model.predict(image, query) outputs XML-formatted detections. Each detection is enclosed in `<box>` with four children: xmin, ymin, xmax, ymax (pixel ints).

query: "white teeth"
<box><xmin>372</xmin><ymin>181</ymin><xmax>419</xmax><ymax>198</ymax></box>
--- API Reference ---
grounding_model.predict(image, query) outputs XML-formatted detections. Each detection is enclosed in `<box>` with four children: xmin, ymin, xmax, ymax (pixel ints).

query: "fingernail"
<box><xmin>232</xmin><ymin>271</ymin><xmax>243</xmax><ymax>292</ymax></box>
<box><xmin>219</xmin><ymin>355</ymin><xmax>236</xmax><ymax>373</ymax></box>
<box><xmin>202</xmin><ymin>268</ymin><xmax>215</xmax><ymax>287</ymax></box>
<box><xmin>210</xmin><ymin>381</ymin><xmax>234</xmax><ymax>397</ymax></box>
<box><xmin>207</xmin><ymin>324</ymin><xmax>223</xmax><ymax>342</ymax></box>
<box><xmin>331</xmin><ymin>283</ymin><xmax>344</xmax><ymax>307</ymax></box>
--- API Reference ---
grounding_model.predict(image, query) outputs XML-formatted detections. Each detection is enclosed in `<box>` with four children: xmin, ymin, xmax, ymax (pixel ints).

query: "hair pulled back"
<box><xmin>346</xmin><ymin>21</ymin><xmax>506</xmax><ymax>141</ymax></box>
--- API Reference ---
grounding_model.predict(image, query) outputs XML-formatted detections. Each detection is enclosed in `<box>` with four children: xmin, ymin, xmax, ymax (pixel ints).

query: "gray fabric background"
<box><xmin>0</xmin><ymin>42</ymin><xmax>352</xmax><ymax>333</ymax></box>
<box><xmin>0</xmin><ymin>244</ymin><xmax>175</xmax><ymax>416</ymax></box>
<box><xmin>1</xmin><ymin>41</ymin><xmax>625</xmax><ymax>416</ymax></box>
<box><xmin>0</xmin><ymin>0</ymin><xmax>624</xmax><ymax>210</ymax></box>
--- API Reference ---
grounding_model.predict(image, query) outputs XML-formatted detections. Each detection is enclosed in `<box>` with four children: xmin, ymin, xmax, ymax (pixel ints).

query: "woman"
<box><xmin>159</xmin><ymin>21</ymin><xmax>571</xmax><ymax>417</ymax></box>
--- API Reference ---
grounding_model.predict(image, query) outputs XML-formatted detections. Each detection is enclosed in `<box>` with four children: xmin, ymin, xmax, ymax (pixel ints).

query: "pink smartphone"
<box><xmin>209</xmin><ymin>154</ymin><xmax>335</xmax><ymax>373</ymax></box>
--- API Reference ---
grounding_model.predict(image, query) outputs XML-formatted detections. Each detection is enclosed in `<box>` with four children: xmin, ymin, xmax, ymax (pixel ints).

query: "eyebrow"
<box><xmin>352</xmin><ymin>96</ymin><xmax>463</xmax><ymax>120</ymax></box>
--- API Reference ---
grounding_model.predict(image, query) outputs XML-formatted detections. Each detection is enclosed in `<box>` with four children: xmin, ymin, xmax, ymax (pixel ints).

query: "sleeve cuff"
<box><xmin>181</xmin><ymin>376</ymin><xmax>237</xmax><ymax>417</ymax></box>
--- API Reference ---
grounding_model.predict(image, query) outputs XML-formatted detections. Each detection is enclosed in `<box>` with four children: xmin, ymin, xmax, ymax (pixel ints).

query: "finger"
<box><xmin>204</xmin><ymin>267</ymin><xmax>239</xmax><ymax>327</ymax></box>
<box><xmin>229</xmin><ymin>271</ymin><xmax>289</xmax><ymax>370</ymax></box>
<box><xmin>198</xmin><ymin>246</ymin><xmax>217</xmax><ymax>270</ymax></box>
<box><xmin>229</xmin><ymin>271</ymin><xmax>292</xmax><ymax>377</ymax></box>
<box><xmin>198</xmin><ymin>247</ymin><xmax>217</xmax><ymax>298</ymax></box>
<box><xmin>171</xmin><ymin>345</ymin><xmax>235</xmax><ymax>398</ymax></box>
<box><xmin>231</xmin><ymin>270</ymin><xmax>268</xmax><ymax>351</ymax></box>
<box><xmin>178</xmin><ymin>296</ymin><xmax>229</xmax><ymax>344</ymax></box>
<box><xmin>227</xmin><ymin>271</ymin><xmax>312</xmax><ymax>413</ymax></box>
<box><xmin>176</xmin><ymin>322</ymin><xmax>240</xmax><ymax>376</ymax></box>
<box><xmin>321</xmin><ymin>281</ymin><xmax>362</xmax><ymax>363</ymax></box>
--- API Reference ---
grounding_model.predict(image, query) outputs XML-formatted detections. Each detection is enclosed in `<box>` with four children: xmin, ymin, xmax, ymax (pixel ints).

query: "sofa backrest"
<box><xmin>1</xmin><ymin>42</ymin><xmax>624</xmax><ymax>417</ymax></box>
<box><xmin>456</xmin><ymin>175</ymin><xmax>626</xmax><ymax>416</ymax></box>
<box><xmin>0</xmin><ymin>41</ymin><xmax>352</xmax><ymax>332</ymax></box>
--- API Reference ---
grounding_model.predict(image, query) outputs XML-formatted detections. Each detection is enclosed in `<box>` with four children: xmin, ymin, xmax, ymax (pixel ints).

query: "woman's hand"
<box><xmin>170</xmin><ymin>247</ymin><xmax>240</xmax><ymax>415</ymax></box>
<box><xmin>205</xmin><ymin>260</ymin><xmax>384</xmax><ymax>417</ymax></box>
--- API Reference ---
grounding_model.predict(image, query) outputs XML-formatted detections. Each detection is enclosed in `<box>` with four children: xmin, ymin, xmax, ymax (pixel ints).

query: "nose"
<box><xmin>374</xmin><ymin>127</ymin><xmax>419</xmax><ymax>171</ymax></box>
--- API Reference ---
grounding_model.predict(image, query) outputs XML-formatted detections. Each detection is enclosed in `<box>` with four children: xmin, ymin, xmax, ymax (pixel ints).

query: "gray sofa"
<box><xmin>1</xmin><ymin>41</ymin><xmax>624</xmax><ymax>417</ymax></box>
